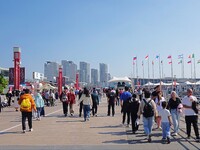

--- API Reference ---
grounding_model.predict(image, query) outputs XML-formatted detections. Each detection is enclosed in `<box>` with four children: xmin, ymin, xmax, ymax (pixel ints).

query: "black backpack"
<box><xmin>143</xmin><ymin>99</ymin><xmax>154</xmax><ymax>118</ymax></box>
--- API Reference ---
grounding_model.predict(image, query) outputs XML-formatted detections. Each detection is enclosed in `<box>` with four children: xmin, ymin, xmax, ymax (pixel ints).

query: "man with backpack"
<box><xmin>18</xmin><ymin>89</ymin><xmax>36</xmax><ymax>133</ymax></box>
<box><xmin>59</xmin><ymin>87</ymin><xmax>69</xmax><ymax>117</ymax></box>
<box><xmin>137</xmin><ymin>90</ymin><xmax>157</xmax><ymax>142</ymax></box>
<box><xmin>107</xmin><ymin>88</ymin><xmax>116</xmax><ymax>117</ymax></box>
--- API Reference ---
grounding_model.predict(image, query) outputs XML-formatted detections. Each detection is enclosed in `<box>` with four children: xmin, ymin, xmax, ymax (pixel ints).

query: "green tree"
<box><xmin>0</xmin><ymin>74</ymin><xmax>8</xmax><ymax>94</ymax></box>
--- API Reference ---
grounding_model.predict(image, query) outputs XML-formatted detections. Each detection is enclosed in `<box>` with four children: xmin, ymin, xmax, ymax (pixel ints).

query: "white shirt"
<box><xmin>155</xmin><ymin>97</ymin><xmax>166</xmax><ymax>112</ymax></box>
<box><xmin>159</xmin><ymin>108</ymin><xmax>171</xmax><ymax>123</ymax></box>
<box><xmin>182</xmin><ymin>95</ymin><xmax>198</xmax><ymax>116</ymax></box>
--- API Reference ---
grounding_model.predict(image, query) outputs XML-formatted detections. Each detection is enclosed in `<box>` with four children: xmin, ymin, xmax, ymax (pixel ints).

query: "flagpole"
<box><xmin>142</xmin><ymin>61</ymin><xmax>144</xmax><ymax>85</ymax></box>
<box><xmin>191</xmin><ymin>59</ymin><xmax>193</xmax><ymax>79</ymax></box>
<box><xmin>133</xmin><ymin>60</ymin><xmax>135</xmax><ymax>85</ymax></box>
<box><xmin>136</xmin><ymin>56</ymin><xmax>138</xmax><ymax>86</ymax></box>
<box><xmin>152</xmin><ymin>61</ymin><xmax>154</xmax><ymax>84</ymax></box>
<box><xmin>159</xmin><ymin>55</ymin><xmax>161</xmax><ymax>82</ymax></box>
<box><xmin>161</xmin><ymin>60</ymin><xmax>164</xmax><ymax>79</ymax></box>
<box><xmin>182</xmin><ymin>57</ymin><xmax>184</xmax><ymax>79</ymax></box>
<box><xmin>171</xmin><ymin>58</ymin><xmax>173</xmax><ymax>90</ymax></box>
<box><xmin>148</xmin><ymin>56</ymin><xmax>150</xmax><ymax>84</ymax></box>
<box><xmin>193</xmin><ymin>54</ymin><xmax>196</xmax><ymax>91</ymax></box>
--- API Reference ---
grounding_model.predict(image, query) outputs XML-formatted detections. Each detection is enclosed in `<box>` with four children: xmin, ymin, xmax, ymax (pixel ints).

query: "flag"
<box><xmin>178</xmin><ymin>60</ymin><xmax>182</xmax><ymax>64</ymax></box>
<box><xmin>178</xmin><ymin>54</ymin><xmax>183</xmax><ymax>59</ymax></box>
<box><xmin>197</xmin><ymin>60</ymin><xmax>200</xmax><ymax>64</ymax></box>
<box><xmin>152</xmin><ymin>61</ymin><xmax>154</xmax><ymax>65</ymax></box>
<box><xmin>192</xmin><ymin>54</ymin><xmax>195</xmax><ymax>58</ymax></box>
<box><xmin>161</xmin><ymin>60</ymin><xmax>163</xmax><ymax>64</ymax></box>
<box><xmin>156</xmin><ymin>55</ymin><xmax>159</xmax><ymax>59</ymax></box>
<box><xmin>167</xmin><ymin>55</ymin><xmax>172</xmax><ymax>59</ymax></box>
<box><xmin>142</xmin><ymin>61</ymin><xmax>144</xmax><ymax>66</ymax></box>
<box><xmin>133</xmin><ymin>57</ymin><xmax>137</xmax><ymax>60</ymax></box>
<box><xmin>188</xmin><ymin>55</ymin><xmax>191</xmax><ymax>58</ymax></box>
<box><xmin>145</xmin><ymin>55</ymin><xmax>149</xmax><ymax>60</ymax></box>
<box><xmin>169</xmin><ymin>61</ymin><xmax>172</xmax><ymax>64</ymax></box>
<box><xmin>188</xmin><ymin>61</ymin><xmax>192</xmax><ymax>64</ymax></box>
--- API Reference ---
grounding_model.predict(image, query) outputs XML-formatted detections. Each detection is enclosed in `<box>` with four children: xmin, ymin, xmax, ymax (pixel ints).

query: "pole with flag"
<box><xmin>192</xmin><ymin>54</ymin><xmax>196</xmax><ymax>80</ymax></box>
<box><xmin>132</xmin><ymin>57</ymin><xmax>136</xmax><ymax>84</ymax></box>
<box><xmin>168</xmin><ymin>55</ymin><xmax>173</xmax><ymax>89</ymax></box>
<box><xmin>156</xmin><ymin>55</ymin><xmax>161</xmax><ymax>82</ymax></box>
<box><xmin>145</xmin><ymin>55</ymin><xmax>150</xmax><ymax>84</ymax></box>
<box><xmin>152</xmin><ymin>60</ymin><xmax>154</xmax><ymax>83</ymax></box>
<box><xmin>142</xmin><ymin>61</ymin><xmax>144</xmax><ymax>85</ymax></box>
<box><xmin>188</xmin><ymin>55</ymin><xmax>192</xmax><ymax>79</ymax></box>
<box><xmin>178</xmin><ymin>54</ymin><xmax>184</xmax><ymax>78</ymax></box>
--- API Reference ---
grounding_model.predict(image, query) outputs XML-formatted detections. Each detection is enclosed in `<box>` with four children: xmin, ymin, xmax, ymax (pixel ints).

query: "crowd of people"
<box><xmin>0</xmin><ymin>85</ymin><xmax>199</xmax><ymax>144</ymax></box>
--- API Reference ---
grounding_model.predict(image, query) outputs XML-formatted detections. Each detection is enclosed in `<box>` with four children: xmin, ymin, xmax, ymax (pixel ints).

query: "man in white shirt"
<box><xmin>182</xmin><ymin>89</ymin><xmax>199</xmax><ymax>142</ymax></box>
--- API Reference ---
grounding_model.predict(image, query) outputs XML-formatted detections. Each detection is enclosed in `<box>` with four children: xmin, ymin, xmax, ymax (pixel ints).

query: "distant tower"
<box><xmin>13</xmin><ymin>47</ymin><xmax>21</xmax><ymax>90</ymax></box>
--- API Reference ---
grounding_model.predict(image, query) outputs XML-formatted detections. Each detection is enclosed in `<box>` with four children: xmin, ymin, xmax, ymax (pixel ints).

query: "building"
<box><xmin>99</xmin><ymin>63</ymin><xmax>108</xmax><ymax>87</ymax></box>
<box><xmin>80</xmin><ymin>62</ymin><xmax>90</xmax><ymax>84</ymax></box>
<box><xmin>61</xmin><ymin>60</ymin><xmax>77</xmax><ymax>82</ymax></box>
<box><xmin>0</xmin><ymin>67</ymin><xmax>9</xmax><ymax>79</ymax></box>
<box><xmin>91</xmin><ymin>68</ymin><xmax>98</xmax><ymax>86</ymax></box>
<box><xmin>44</xmin><ymin>61</ymin><xmax>59</xmax><ymax>82</ymax></box>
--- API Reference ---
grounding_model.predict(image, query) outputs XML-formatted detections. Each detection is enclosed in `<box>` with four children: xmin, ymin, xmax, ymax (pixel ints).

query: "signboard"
<box><xmin>9</xmin><ymin>67</ymin><xmax>25</xmax><ymax>85</ymax></box>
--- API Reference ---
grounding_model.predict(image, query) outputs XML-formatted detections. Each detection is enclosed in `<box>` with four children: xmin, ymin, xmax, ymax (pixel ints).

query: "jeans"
<box><xmin>161</xmin><ymin>122</ymin><xmax>171</xmax><ymax>138</ymax></box>
<box><xmin>22</xmin><ymin>112</ymin><xmax>32</xmax><ymax>130</ymax></box>
<box><xmin>83</xmin><ymin>105</ymin><xmax>90</xmax><ymax>120</ymax></box>
<box><xmin>143</xmin><ymin>116</ymin><xmax>154</xmax><ymax>135</ymax></box>
<box><xmin>62</xmin><ymin>102</ymin><xmax>68</xmax><ymax>115</ymax></box>
<box><xmin>108</xmin><ymin>102</ymin><xmax>115</xmax><ymax>116</ymax></box>
<box><xmin>171</xmin><ymin>109</ymin><xmax>180</xmax><ymax>133</ymax></box>
<box><xmin>92</xmin><ymin>102</ymin><xmax>98</xmax><ymax>116</ymax></box>
<box><xmin>36</xmin><ymin>107</ymin><xmax>42</xmax><ymax>118</ymax></box>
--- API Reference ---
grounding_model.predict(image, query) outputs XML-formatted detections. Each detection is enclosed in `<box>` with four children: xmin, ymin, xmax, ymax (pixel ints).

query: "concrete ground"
<box><xmin>0</xmin><ymin>97</ymin><xmax>199</xmax><ymax>150</ymax></box>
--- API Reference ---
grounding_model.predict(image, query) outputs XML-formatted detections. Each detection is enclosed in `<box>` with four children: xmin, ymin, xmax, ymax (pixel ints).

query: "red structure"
<box><xmin>75</xmin><ymin>73</ymin><xmax>79</xmax><ymax>90</ymax></box>
<box><xmin>58</xmin><ymin>65</ymin><xmax>63</xmax><ymax>96</ymax></box>
<box><xmin>13</xmin><ymin>47</ymin><xmax>21</xmax><ymax>90</ymax></box>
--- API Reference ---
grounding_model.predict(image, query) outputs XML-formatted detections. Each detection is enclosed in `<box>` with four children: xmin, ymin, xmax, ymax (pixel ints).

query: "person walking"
<box><xmin>78</xmin><ymin>87</ymin><xmax>92</xmax><ymax>121</ymax></box>
<box><xmin>159</xmin><ymin>101</ymin><xmax>173</xmax><ymax>144</ymax></box>
<box><xmin>68</xmin><ymin>88</ymin><xmax>76</xmax><ymax>116</ymax></box>
<box><xmin>107</xmin><ymin>89</ymin><xmax>116</xmax><ymax>117</ymax></box>
<box><xmin>182</xmin><ymin>89</ymin><xmax>200</xmax><ymax>142</ymax></box>
<box><xmin>59</xmin><ymin>87</ymin><xmax>69</xmax><ymax>117</ymax></box>
<box><xmin>130</xmin><ymin>93</ymin><xmax>140</xmax><ymax>134</ymax></box>
<box><xmin>34</xmin><ymin>89</ymin><xmax>44</xmax><ymax>121</ymax></box>
<box><xmin>91</xmin><ymin>88</ymin><xmax>99</xmax><ymax>117</ymax></box>
<box><xmin>137</xmin><ymin>90</ymin><xmax>157</xmax><ymax>142</ymax></box>
<box><xmin>18</xmin><ymin>89</ymin><xmax>36</xmax><ymax>133</ymax></box>
<box><xmin>78</xmin><ymin>89</ymin><xmax>83</xmax><ymax>117</ymax></box>
<box><xmin>167</xmin><ymin>91</ymin><xmax>182</xmax><ymax>136</ymax></box>
<box><xmin>120</xmin><ymin>86</ymin><xmax>132</xmax><ymax>127</ymax></box>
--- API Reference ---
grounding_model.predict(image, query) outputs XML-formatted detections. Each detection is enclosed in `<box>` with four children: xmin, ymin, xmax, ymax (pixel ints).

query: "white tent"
<box><xmin>143</xmin><ymin>82</ymin><xmax>154</xmax><ymax>86</ymax></box>
<box><xmin>182</xmin><ymin>81</ymin><xmax>195</xmax><ymax>85</ymax></box>
<box><xmin>108</xmin><ymin>76</ymin><xmax>132</xmax><ymax>83</ymax></box>
<box><xmin>42</xmin><ymin>84</ymin><xmax>56</xmax><ymax>90</ymax></box>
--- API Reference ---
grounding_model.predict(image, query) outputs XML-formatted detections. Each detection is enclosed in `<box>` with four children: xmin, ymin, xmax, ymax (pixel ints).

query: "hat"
<box><xmin>64</xmin><ymin>86</ymin><xmax>68</xmax><ymax>90</ymax></box>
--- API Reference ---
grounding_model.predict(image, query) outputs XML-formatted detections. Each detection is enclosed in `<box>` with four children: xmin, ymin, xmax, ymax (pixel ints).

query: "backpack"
<box><xmin>20</xmin><ymin>98</ymin><xmax>31</xmax><ymax>111</ymax></box>
<box><xmin>143</xmin><ymin>99</ymin><xmax>154</xmax><ymax>118</ymax></box>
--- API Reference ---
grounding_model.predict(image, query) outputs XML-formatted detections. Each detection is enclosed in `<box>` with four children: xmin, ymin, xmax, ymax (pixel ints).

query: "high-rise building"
<box><xmin>44</xmin><ymin>61</ymin><xmax>59</xmax><ymax>82</ymax></box>
<box><xmin>61</xmin><ymin>60</ymin><xmax>77</xmax><ymax>82</ymax></box>
<box><xmin>99</xmin><ymin>63</ymin><xmax>108</xmax><ymax>86</ymax></box>
<box><xmin>91</xmin><ymin>68</ymin><xmax>98</xmax><ymax>86</ymax></box>
<box><xmin>80</xmin><ymin>62</ymin><xmax>90</xmax><ymax>84</ymax></box>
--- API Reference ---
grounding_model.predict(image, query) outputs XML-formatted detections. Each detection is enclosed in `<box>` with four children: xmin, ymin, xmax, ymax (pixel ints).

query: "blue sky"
<box><xmin>0</xmin><ymin>0</ymin><xmax>200</xmax><ymax>80</ymax></box>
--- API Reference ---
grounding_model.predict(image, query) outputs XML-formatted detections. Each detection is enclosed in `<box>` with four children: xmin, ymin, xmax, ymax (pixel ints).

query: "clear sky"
<box><xmin>0</xmin><ymin>0</ymin><xmax>200</xmax><ymax>80</ymax></box>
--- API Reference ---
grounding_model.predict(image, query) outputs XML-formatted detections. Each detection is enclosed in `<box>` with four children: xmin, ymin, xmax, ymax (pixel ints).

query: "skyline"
<box><xmin>1</xmin><ymin>0</ymin><xmax>200</xmax><ymax>80</ymax></box>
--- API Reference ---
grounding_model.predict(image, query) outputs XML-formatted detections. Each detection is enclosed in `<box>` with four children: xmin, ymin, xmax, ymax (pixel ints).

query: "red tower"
<box><xmin>13</xmin><ymin>47</ymin><xmax>21</xmax><ymax>90</ymax></box>
<box><xmin>75</xmin><ymin>73</ymin><xmax>79</xmax><ymax>90</ymax></box>
<box><xmin>58</xmin><ymin>65</ymin><xmax>63</xmax><ymax>96</ymax></box>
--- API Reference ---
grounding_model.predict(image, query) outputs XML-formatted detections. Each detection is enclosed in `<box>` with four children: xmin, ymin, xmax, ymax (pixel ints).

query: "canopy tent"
<box><xmin>143</xmin><ymin>82</ymin><xmax>154</xmax><ymax>86</ymax></box>
<box><xmin>108</xmin><ymin>76</ymin><xmax>132</xmax><ymax>83</ymax></box>
<box><xmin>182</xmin><ymin>81</ymin><xmax>195</xmax><ymax>85</ymax></box>
<box><xmin>42</xmin><ymin>84</ymin><xmax>57</xmax><ymax>90</ymax></box>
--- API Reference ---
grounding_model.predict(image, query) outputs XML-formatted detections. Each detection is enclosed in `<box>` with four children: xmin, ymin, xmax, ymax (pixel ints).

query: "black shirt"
<box><xmin>168</xmin><ymin>97</ymin><xmax>181</xmax><ymax>110</ymax></box>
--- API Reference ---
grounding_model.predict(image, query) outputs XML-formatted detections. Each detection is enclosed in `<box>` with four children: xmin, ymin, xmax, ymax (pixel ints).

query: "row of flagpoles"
<box><xmin>132</xmin><ymin>54</ymin><xmax>199</xmax><ymax>82</ymax></box>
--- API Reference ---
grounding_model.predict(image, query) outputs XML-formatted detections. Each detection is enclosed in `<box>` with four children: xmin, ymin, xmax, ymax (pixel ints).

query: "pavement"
<box><xmin>0</xmin><ymin>97</ymin><xmax>199</xmax><ymax>150</ymax></box>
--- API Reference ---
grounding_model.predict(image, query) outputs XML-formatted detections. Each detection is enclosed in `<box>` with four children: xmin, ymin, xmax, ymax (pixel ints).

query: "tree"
<box><xmin>0</xmin><ymin>74</ymin><xmax>8</xmax><ymax>94</ymax></box>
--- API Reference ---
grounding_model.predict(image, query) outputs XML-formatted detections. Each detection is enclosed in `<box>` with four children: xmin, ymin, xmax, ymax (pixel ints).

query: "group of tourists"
<box><xmin>118</xmin><ymin>85</ymin><xmax>199</xmax><ymax>143</ymax></box>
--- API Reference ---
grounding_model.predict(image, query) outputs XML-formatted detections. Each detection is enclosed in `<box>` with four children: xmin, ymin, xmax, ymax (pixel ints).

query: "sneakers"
<box><xmin>148</xmin><ymin>135</ymin><xmax>152</xmax><ymax>143</ymax></box>
<box><xmin>167</xmin><ymin>137</ymin><xmax>171</xmax><ymax>144</ymax></box>
<box><xmin>29</xmin><ymin>128</ymin><xmax>33</xmax><ymax>132</ymax></box>
<box><xmin>173</xmin><ymin>132</ymin><xmax>178</xmax><ymax>136</ymax></box>
<box><xmin>195</xmin><ymin>138</ymin><xmax>200</xmax><ymax>142</ymax></box>
<box><xmin>22</xmin><ymin>130</ymin><xmax>26</xmax><ymax>133</ymax></box>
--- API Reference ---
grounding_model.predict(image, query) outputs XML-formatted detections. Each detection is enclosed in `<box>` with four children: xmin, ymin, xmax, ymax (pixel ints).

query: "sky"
<box><xmin>0</xmin><ymin>0</ymin><xmax>200</xmax><ymax>80</ymax></box>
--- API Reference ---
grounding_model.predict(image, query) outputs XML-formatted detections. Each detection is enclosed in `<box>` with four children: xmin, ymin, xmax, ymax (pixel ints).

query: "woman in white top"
<box><xmin>79</xmin><ymin>88</ymin><xmax>92</xmax><ymax>121</ymax></box>
<box><xmin>155</xmin><ymin>91</ymin><xmax>166</xmax><ymax>129</ymax></box>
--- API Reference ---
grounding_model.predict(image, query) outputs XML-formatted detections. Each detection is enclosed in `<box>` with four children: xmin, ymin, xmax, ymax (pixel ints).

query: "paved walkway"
<box><xmin>0</xmin><ymin>97</ymin><xmax>199</xmax><ymax>150</ymax></box>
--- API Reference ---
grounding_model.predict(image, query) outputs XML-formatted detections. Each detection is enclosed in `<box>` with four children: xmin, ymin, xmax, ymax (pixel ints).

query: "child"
<box><xmin>159</xmin><ymin>101</ymin><xmax>173</xmax><ymax>144</ymax></box>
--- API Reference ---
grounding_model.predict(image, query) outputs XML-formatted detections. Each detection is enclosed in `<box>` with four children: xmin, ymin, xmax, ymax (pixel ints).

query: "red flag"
<box><xmin>145</xmin><ymin>55</ymin><xmax>149</xmax><ymax>60</ymax></box>
<box><xmin>152</xmin><ymin>61</ymin><xmax>154</xmax><ymax>65</ymax></box>
<box><xmin>167</xmin><ymin>55</ymin><xmax>172</xmax><ymax>59</ymax></box>
<box><xmin>188</xmin><ymin>55</ymin><xmax>191</xmax><ymax>58</ymax></box>
<box><xmin>133</xmin><ymin>57</ymin><xmax>137</xmax><ymax>60</ymax></box>
<box><xmin>169</xmin><ymin>61</ymin><xmax>172</xmax><ymax>64</ymax></box>
<box><xmin>187</xmin><ymin>61</ymin><xmax>192</xmax><ymax>64</ymax></box>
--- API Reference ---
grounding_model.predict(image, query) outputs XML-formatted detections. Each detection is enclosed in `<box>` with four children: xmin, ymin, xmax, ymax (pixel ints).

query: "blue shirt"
<box><xmin>120</xmin><ymin>91</ymin><xmax>132</xmax><ymax>102</ymax></box>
